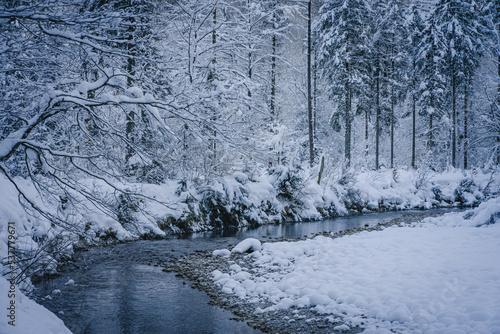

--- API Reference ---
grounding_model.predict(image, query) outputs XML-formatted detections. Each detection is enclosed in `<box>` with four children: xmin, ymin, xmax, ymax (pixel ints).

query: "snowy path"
<box><xmin>213</xmin><ymin>198</ymin><xmax>500</xmax><ymax>333</ymax></box>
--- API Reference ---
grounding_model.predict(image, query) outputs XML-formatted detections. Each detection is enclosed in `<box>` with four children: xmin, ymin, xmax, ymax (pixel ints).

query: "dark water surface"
<box><xmin>35</xmin><ymin>210</ymin><xmax>452</xmax><ymax>334</ymax></box>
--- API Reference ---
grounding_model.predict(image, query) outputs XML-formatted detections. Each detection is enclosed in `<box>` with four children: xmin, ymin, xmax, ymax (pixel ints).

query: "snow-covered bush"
<box><xmin>269</xmin><ymin>166</ymin><xmax>307</xmax><ymax>221</ymax></box>
<box><xmin>199</xmin><ymin>175</ymin><xmax>261</xmax><ymax>229</ymax></box>
<box><xmin>453</xmin><ymin>178</ymin><xmax>480</xmax><ymax>206</ymax></box>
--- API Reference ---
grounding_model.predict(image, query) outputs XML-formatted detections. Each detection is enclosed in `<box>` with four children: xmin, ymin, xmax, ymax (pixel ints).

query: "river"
<box><xmin>34</xmin><ymin>209</ymin><xmax>453</xmax><ymax>334</ymax></box>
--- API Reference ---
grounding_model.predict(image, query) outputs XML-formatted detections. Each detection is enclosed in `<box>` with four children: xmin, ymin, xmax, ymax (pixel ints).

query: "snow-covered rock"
<box><xmin>231</xmin><ymin>238</ymin><xmax>262</xmax><ymax>254</ymax></box>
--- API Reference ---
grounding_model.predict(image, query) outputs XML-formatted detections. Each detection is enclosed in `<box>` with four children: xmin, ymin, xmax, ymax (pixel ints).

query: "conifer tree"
<box><xmin>406</xmin><ymin>2</ymin><xmax>425</xmax><ymax>169</ymax></box>
<box><xmin>416</xmin><ymin>8</ymin><xmax>447</xmax><ymax>167</ymax></box>
<box><xmin>317</xmin><ymin>0</ymin><xmax>371</xmax><ymax>167</ymax></box>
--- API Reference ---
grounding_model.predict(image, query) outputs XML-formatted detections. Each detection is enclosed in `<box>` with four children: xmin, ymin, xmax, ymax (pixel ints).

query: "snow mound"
<box><xmin>420</xmin><ymin>196</ymin><xmax>500</xmax><ymax>228</ymax></box>
<box><xmin>231</xmin><ymin>238</ymin><xmax>262</xmax><ymax>254</ymax></box>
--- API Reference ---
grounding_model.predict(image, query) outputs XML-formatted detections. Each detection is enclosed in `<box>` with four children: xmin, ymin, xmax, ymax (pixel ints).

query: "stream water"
<box><xmin>34</xmin><ymin>210</ymin><xmax>453</xmax><ymax>334</ymax></box>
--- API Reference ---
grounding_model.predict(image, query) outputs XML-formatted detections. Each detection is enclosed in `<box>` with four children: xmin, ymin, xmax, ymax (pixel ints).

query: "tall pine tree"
<box><xmin>317</xmin><ymin>0</ymin><xmax>370</xmax><ymax>167</ymax></box>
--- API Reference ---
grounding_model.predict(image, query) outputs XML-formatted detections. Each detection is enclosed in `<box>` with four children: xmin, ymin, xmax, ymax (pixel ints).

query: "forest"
<box><xmin>1</xmin><ymin>0</ymin><xmax>500</xmax><ymax>305</ymax></box>
<box><xmin>2</xmin><ymin>1</ymin><xmax>500</xmax><ymax>333</ymax></box>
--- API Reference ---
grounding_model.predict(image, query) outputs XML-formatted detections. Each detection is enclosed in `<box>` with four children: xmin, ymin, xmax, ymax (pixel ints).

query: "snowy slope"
<box><xmin>0</xmin><ymin>277</ymin><xmax>71</xmax><ymax>334</ymax></box>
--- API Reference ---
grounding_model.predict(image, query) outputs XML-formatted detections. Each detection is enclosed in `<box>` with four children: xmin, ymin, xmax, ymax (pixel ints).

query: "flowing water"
<box><xmin>34</xmin><ymin>210</ymin><xmax>453</xmax><ymax>334</ymax></box>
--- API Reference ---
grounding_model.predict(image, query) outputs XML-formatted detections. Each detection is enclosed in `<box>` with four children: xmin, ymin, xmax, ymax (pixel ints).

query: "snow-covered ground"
<box><xmin>0</xmin><ymin>167</ymin><xmax>498</xmax><ymax>333</ymax></box>
<box><xmin>0</xmin><ymin>276</ymin><xmax>71</xmax><ymax>334</ymax></box>
<box><xmin>213</xmin><ymin>197</ymin><xmax>500</xmax><ymax>333</ymax></box>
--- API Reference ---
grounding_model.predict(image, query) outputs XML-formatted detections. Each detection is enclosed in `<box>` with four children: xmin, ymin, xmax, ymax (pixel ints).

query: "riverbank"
<box><xmin>163</xmin><ymin>209</ymin><xmax>471</xmax><ymax>334</ymax></box>
<box><xmin>30</xmin><ymin>210</ymin><xmax>447</xmax><ymax>333</ymax></box>
<box><xmin>1</xmin><ymin>167</ymin><xmax>498</xmax><ymax>333</ymax></box>
<box><xmin>3</xmin><ymin>166</ymin><xmax>498</xmax><ymax>285</ymax></box>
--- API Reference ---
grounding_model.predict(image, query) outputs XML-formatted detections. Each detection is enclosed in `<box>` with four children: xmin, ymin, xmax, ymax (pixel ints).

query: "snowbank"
<box><xmin>213</xmin><ymin>197</ymin><xmax>500</xmax><ymax>333</ymax></box>
<box><xmin>152</xmin><ymin>167</ymin><xmax>500</xmax><ymax>233</ymax></box>
<box><xmin>418</xmin><ymin>196</ymin><xmax>500</xmax><ymax>228</ymax></box>
<box><xmin>348</xmin><ymin>167</ymin><xmax>497</xmax><ymax>211</ymax></box>
<box><xmin>0</xmin><ymin>277</ymin><xmax>71</xmax><ymax>334</ymax></box>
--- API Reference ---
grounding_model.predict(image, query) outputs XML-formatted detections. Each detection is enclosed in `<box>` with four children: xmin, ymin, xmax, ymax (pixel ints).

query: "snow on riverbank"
<box><xmin>0</xmin><ymin>167</ymin><xmax>498</xmax><ymax>333</ymax></box>
<box><xmin>212</xmin><ymin>197</ymin><xmax>500</xmax><ymax>333</ymax></box>
<box><xmin>0</xmin><ymin>276</ymin><xmax>71</xmax><ymax>334</ymax></box>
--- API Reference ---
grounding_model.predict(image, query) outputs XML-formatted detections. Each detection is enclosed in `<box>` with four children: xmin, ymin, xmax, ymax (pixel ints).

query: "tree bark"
<box><xmin>375</xmin><ymin>60</ymin><xmax>380</xmax><ymax>170</ymax></box>
<box><xmin>497</xmin><ymin>54</ymin><xmax>500</xmax><ymax>166</ymax></box>
<box><xmin>429</xmin><ymin>92</ymin><xmax>434</xmax><ymax>151</ymax></box>
<box><xmin>313</xmin><ymin>49</ymin><xmax>318</xmax><ymax>139</ymax></box>
<box><xmin>463</xmin><ymin>81</ymin><xmax>468</xmax><ymax>169</ymax></box>
<box><xmin>125</xmin><ymin>16</ymin><xmax>136</xmax><ymax>166</ymax></box>
<box><xmin>390</xmin><ymin>57</ymin><xmax>395</xmax><ymax>169</ymax></box>
<box><xmin>412</xmin><ymin>93</ymin><xmax>416</xmax><ymax>169</ymax></box>
<box><xmin>365</xmin><ymin>107</ymin><xmax>369</xmax><ymax>158</ymax></box>
<box><xmin>211</xmin><ymin>7</ymin><xmax>217</xmax><ymax>170</ymax></box>
<box><xmin>452</xmin><ymin>72</ymin><xmax>457</xmax><ymax>168</ymax></box>
<box><xmin>451</xmin><ymin>22</ymin><xmax>457</xmax><ymax>168</ymax></box>
<box><xmin>307</xmin><ymin>0</ymin><xmax>314</xmax><ymax>167</ymax></box>
<box><xmin>317</xmin><ymin>156</ymin><xmax>325</xmax><ymax>185</ymax></box>
<box><xmin>345</xmin><ymin>68</ymin><xmax>351</xmax><ymax>168</ymax></box>
<box><xmin>271</xmin><ymin>33</ymin><xmax>276</xmax><ymax>119</ymax></box>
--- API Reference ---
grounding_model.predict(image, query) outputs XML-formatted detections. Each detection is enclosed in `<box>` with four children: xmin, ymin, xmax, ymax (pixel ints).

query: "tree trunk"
<box><xmin>390</xmin><ymin>42</ymin><xmax>395</xmax><ymax>169</ymax></box>
<box><xmin>452</xmin><ymin>72</ymin><xmax>457</xmax><ymax>168</ymax></box>
<box><xmin>270</xmin><ymin>3</ymin><xmax>277</xmax><ymax>120</ymax></box>
<box><xmin>271</xmin><ymin>33</ymin><xmax>276</xmax><ymax>119</ymax></box>
<box><xmin>497</xmin><ymin>54</ymin><xmax>500</xmax><ymax>166</ymax></box>
<box><xmin>307</xmin><ymin>0</ymin><xmax>314</xmax><ymax>167</ymax></box>
<box><xmin>270</xmin><ymin>10</ymin><xmax>277</xmax><ymax>168</ymax></box>
<box><xmin>317</xmin><ymin>156</ymin><xmax>325</xmax><ymax>185</ymax></box>
<box><xmin>497</xmin><ymin>137</ymin><xmax>500</xmax><ymax>166</ymax></box>
<box><xmin>412</xmin><ymin>93</ymin><xmax>416</xmax><ymax>169</ymax></box>
<box><xmin>211</xmin><ymin>7</ymin><xmax>217</xmax><ymax>170</ymax></box>
<box><xmin>375</xmin><ymin>61</ymin><xmax>380</xmax><ymax>170</ymax></box>
<box><xmin>429</xmin><ymin>92</ymin><xmax>434</xmax><ymax>151</ymax></box>
<box><xmin>345</xmin><ymin>73</ymin><xmax>351</xmax><ymax>168</ymax></box>
<box><xmin>463</xmin><ymin>81</ymin><xmax>468</xmax><ymax>169</ymax></box>
<box><xmin>313</xmin><ymin>50</ymin><xmax>318</xmax><ymax>139</ymax></box>
<box><xmin>365</xmin><ymin>107</ymin><xmax>369</xmax><ymax>158</ymax></box>
<box><xmin>125</xmin><ymin>17</ymin><xmax>136</xmax><ymax>166</ymax></box>
<box><xmin>390</xmin><ymin>64</ymin><xmax>395</xmax><ymax>168</ymax></box>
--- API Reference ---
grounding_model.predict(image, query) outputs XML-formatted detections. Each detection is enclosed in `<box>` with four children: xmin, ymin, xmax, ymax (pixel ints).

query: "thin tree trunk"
<box><xmin>412</xmin><ymin>93</ymin><xmax>416</xmax><ymax>169</ymax></box>
<box><xmin>429</xmin><ymin>112</ymin><xmax>433</xmax><ymax>149</ymax></box>
<box><xmin>125</xmin><ymin>17</ymin><xmax>136</xmax><ymax>166</ymax></box>
<box><xmin>270</xmin><ymin>2</ymin><xmax>277</xmax><ymax>120</ymax></box>
<box><xmin>271</xmin><ymin>33</ymin><xmax>276</xmax><ymax>119</ymax></box>
<box><xmin>390</xmin><ymin>44</ymin><xmax>395</xmax><ymax>169</ymax></box>
<box><xmin>211</xmin><ymin>7</ymin><xmax>217</xmax><ymax>170</ymax></box>
<box><xmin>365</xmin><ymin>107</ymin><xmax>369</xmax><ymax>158</ymax></box>
<box><xmin>463</xmin><ymin>81</ymin><xmax>468</xmax><ymax>169</ymax></box>
<box><xmin>497</xmin><ymin>137</ymin><xmax>500</xmax><ymax>166</ymax></box>
<box><xmin>247</xmin><ymin>1</ymin><xmax>252</xmax><ymax>107</ymax></box>
<box><xmin>375</xmin><ymin>61</ymin><xmax>380</xmax><ymax>170</ymax></box>
<box><xmin>270</xmin><ymin>13</ymin><xmax>277</xmax><ymax>167</ymax></box>
<box><xmin>313</xmin><ymin>50</ymin><xmax>318</xmax><ymax>139</ymax></box>
<box><xmin>452</xmin><ymin>72</ymin><xmax>457</xmax><ymax>168</ymax></box>
<box><xmin>345</xmin><ymin>73</ymin><xmax>351</xmax><ymax>168</ymax></box>
<box><xmin>429</xmin><ymin>93</ymin><xmax>434</xmax><ymax>151</ymax></box>
<box><xmin>390</xmin><ymin>75</ymin><xmax>394</xmax><ymax>168</ymax></box>
<box><xmin>497</xmin><ymin>54</ymin><xmax>500</xmax><ymax>165</ymax></box>
<box><xmin>247</xmin><ymin>50</ymin><xmax>252</xmax><ymax>113</ymax></box>
<box><xmin>317</xmin><ymin>156</ymin><xmax>325</xmax><ymax>185</ymax></box>
<box><xmin>307</xmin><ymin>0</ymin><xmax>314</xmax><ymax>167</ymax></box>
